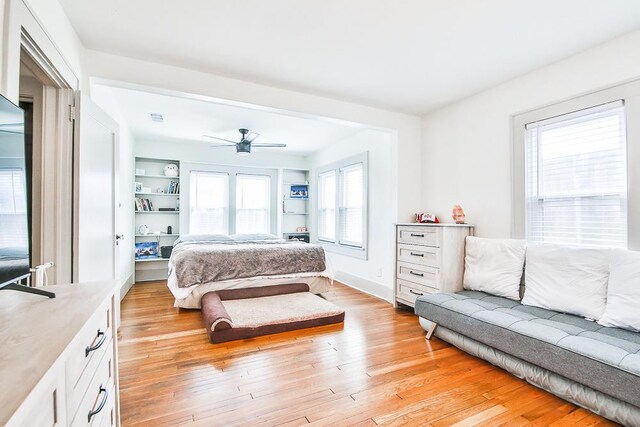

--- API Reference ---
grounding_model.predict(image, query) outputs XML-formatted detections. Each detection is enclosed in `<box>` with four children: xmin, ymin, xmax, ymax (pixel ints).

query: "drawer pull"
<box><xmin>85</xmin><ymin>329</ymin><xmax>106</xmax><ymax>357</ymax></box>
<box><xmin>410</xmin><ymin>252</ymin><xmax>424</xmax><ymax>257</ymax></box>
<box><xmin>410</xmin><ymin>233</ymin><xmax>425</xmax><ymax>237</ymax></box>
<box><xmin>409</xmin><ymin>290</ymin><xmax>424</xmax><ymax>296</ymax></box>
<box><xmin>409</xmin><ymin>271</ymin><xmax>424</xmax><ymax>277</ymax></box>
<box><xmin>88</xmin><ymin>386</ymin><xmax>108</xmax><ymax>422</ymax></box>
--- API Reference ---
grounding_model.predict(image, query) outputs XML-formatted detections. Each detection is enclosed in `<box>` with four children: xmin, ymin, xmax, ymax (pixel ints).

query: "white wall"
<box><xmin>307</xmin><ymin>129</ymin><xmax>394</xmax><ymax>301</ymax></box>
<box><xmin>421</xmin><ymin>30</ymin><xmax>640</xmax><ymax>238</ymax></box>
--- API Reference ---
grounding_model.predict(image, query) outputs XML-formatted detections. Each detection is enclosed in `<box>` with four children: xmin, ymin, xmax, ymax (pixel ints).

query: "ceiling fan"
<box><xmin>203</xmin><ymin>128</ymin><xmax>286</xmax><ymax>156</ymax></box>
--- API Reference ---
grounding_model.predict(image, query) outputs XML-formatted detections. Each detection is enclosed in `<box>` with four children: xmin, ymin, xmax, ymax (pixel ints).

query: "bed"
<box><xmin>167</xmin><ymin>234</ymin><xmax>334</xmax><ymax>308</ymax></box>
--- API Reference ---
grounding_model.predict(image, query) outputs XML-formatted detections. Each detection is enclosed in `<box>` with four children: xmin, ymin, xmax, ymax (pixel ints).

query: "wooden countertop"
<box><xmin>0</xmin><ymin>281</ymin><xmax>116</xmax><ymax>425</ymax></box>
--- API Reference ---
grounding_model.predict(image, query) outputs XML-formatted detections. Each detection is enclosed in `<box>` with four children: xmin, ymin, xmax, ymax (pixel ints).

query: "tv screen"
<box><xmin>0</xmin><ymin>94</ymin><xmax>29</xmax><ymax>288</ymax></box>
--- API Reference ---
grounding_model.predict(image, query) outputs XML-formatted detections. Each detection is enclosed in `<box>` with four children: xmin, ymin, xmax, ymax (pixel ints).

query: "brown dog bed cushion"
<box><xmin>201</xmin><ymin>284</ymin><xmax>345</xmax><ymax>343</ymax></box>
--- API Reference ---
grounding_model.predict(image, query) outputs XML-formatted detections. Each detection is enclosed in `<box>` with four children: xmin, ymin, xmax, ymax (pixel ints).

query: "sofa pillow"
<box><xmin>522</xmin><ymin>244</ymin><xmax>610</xmax><ymax>320</ymax></box>
<box><xmin>598</xmin><ymin>249</ymin><xmax>640</xmax><ymax>331</ymax></box>
<box><xmin>463</xmin><ymin>236</ymin><xmax>526</xmax><ymax>300</ymax></box>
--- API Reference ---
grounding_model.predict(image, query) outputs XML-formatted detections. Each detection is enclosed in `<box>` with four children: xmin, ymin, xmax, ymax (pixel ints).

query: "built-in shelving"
<box><xmin>281</xmin><ymin>169</ymin><xmax>310</xmax><ymax>242</ymax></box>
<box><xmin>134</xmin><ymin>156</ymin><xmax>181</xmax><ymax>282</ymax></box>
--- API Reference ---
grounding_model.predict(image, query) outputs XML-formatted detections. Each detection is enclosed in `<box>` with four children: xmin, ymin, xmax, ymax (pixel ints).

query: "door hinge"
<box><xmin>69</xmin><ymin>105</ymin><xmax>77</xmax><ymax>121</ymax></box>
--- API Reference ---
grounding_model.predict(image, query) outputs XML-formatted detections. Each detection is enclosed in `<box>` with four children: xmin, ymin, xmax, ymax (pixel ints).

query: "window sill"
<box><xmin>318</xmin><ymin>241</ymin><xmax>368</xmax><ymax>260</ymax></box>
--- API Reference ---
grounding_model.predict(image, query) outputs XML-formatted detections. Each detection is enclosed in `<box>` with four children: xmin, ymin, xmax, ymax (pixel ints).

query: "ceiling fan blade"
<box><xmin>202</xmin><ymin>135</ymin><xmax>237</xmax><ymax>144</ymax></box>
<box><xmin>251</xmin><ymin>143</ymin><xmax>287</xmax><ymax>147</ymax></box>
<box><xmin>209</xmin><ymin>144</ymin><xmax>236</xmax><ymax>148</ymax></box>
<box><xmin>244</xmin><ymin>132</ymin><xmax>260</xmax><ymax>143</ymax></box>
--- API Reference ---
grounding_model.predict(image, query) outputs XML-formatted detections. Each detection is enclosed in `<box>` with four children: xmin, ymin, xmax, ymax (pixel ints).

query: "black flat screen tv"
<box><xmin>0</xmin><ymin>94</ymin><xmax>30</xmax><ymax>289</ymax></box>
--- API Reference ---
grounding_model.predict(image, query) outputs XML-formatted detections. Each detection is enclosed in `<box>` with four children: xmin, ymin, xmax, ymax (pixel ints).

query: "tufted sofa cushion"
<box><xmin>414</xmin><ymin>290</ymin><xmax>640</xmax><ymax>408</ymax></box>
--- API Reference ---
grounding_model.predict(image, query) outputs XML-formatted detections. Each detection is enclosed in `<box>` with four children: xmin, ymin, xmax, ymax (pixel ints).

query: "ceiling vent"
<box><xmin>149</xmin><ymin>113</ymin><xmax>164</xmax><ymax>123</ymax></box>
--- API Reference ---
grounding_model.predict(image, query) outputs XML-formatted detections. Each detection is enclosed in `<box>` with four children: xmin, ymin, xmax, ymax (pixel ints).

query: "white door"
<box><xmin>74</xmin><ymin>94</ymin><xmax>119</xmax><ymax>283</ymax></box>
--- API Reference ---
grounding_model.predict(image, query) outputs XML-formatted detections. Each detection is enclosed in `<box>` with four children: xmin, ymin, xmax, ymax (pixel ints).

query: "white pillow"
<box><xmin>598</xmin><ymin>249</ymin><xmax>640</xmax><ymax>331</ymax></box>
<box><xmin>463</xmin><ymin>236</ymin><xmax>526</xmax><ymax>300</ymax></box>
<box><xmin>522</xmin><ymin>244</ymin><xmax>610</xmax><ymax>320</ymax></box>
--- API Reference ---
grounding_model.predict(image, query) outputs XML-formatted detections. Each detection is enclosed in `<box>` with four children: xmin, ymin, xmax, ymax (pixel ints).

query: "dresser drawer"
<box><xmin>396</xmin><ymin>280</ymin><xmax>437</xmax><ymax>306</ymax></box>
<box><xmin>397</xmin><ymin>226</ymin><xmax>441</xmax><ymax>247</ymax></box>
<box><xmin>70</xmin><ymin>346</ymin><xmax>115</xmax><ymax>427</ymax></box>
<box><xmin>397</xmin><ymin>243</ymin><xmax>440</xmax><ymax>268</ymax></box>
<box><xmin>397</xmin><ymin>262</ymin><xmax>439</xmax><ymax>290</ymax></box>
<box><xmin>66</xmin><ymin>299</ymin><xmax>113</xmax><ymax>416</ymax></box>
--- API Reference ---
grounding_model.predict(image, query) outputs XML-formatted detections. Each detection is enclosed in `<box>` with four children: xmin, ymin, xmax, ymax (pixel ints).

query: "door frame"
<box><xmin>2</xmin><ymin>0</ymin><xmax>79</xmax><ymax>284</ymax></box>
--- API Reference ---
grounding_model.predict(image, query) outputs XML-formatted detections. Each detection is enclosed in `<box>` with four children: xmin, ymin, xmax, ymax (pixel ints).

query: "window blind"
<box><xmin>317</xmin><ymin>171</ymin><xmax>336</xmax><ymax>242</ymax></box>
<box><xmin>524</xmin><ymin>100</ymin><xmax>627</xmax><ymax>248</ymax></box>
<box><xmin>339</xmin><ymin>163</ymin><xmax>364</xmax><ymax>247</ymax></box>
<box><xmin>235</xmin><ymin>174</ymin><xmax>271</xmax><ymax>234</ymax></box>
<box><xmin>189</xmin><ymin>171</ymin><xmax>229</xmax><ymax>234</ymax></box>
<box><xmin>0</xmin><ymin>169</ymin><xmax>28</xmax><ymax>249</ymax></box>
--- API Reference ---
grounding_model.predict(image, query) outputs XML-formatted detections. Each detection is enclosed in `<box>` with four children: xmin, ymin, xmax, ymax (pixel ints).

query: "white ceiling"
<box><xmin>98</xmin><ymin>85</ymin><xmax>364</xmax><ymax>154</ymax></box>
<box><xmin>60</xmin><ymin>0</ymin><xmax>640</xmax><ymax>114</ymax></box>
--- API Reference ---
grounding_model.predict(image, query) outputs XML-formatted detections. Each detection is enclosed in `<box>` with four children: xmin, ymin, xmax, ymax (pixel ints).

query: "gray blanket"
<box><xmin>170</xmin><ymin>240</ymin><xmax>327</xmax><ymax>288</ymax></box>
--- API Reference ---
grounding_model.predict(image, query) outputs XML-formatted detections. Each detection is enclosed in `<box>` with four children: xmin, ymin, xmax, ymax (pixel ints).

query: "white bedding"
<box><xmin>168</xmin><ymin>270</ymin><xmax>333</xmax><ymax>309</ymax></box>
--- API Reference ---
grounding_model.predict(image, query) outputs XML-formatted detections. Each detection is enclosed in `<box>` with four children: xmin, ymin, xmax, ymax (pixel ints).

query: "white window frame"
<box><xmin>315</xmin><ymin>152</ymin><xmax>368</xmax><ymax>259</ymax></box>
<box><xmin>512</xmin><ymin>79</ymin><xmax>640</xmax><ymax>249</ymax></box>
<box><xmin>182</xmin><ymin>162</ymin><xmax>278</xmax><ymax>235</ymax></box>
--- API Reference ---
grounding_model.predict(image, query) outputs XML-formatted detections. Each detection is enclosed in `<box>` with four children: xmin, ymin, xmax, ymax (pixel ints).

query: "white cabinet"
<box><xmin>394</xmin><ymin>224</ymin><xmax>473</xmax><ymax>308</ymax></box>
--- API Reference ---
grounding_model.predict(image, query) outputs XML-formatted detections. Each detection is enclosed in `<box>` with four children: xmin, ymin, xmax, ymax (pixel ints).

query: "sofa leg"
<box><xmin>425</xmin><ymin>321</ymin><xmax>437</xmax><ymax>340</ymax></box>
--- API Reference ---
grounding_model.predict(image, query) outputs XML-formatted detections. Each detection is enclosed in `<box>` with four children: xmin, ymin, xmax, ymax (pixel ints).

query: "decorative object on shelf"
<box><xmin>160</xmin><ymin>246</ymin><xmax>174</xmax><ymax>259</ymax></box>
<box><xmin>296</xmin><ymin>226</ymin><xmax>307</xmax><ymax>232</ymax></box>
<box><xmin>135</xmin><ymin>182</ymin><xmax>143</xmax><ymax>193</ymax></box>
<box><xmin>176</xmin><ymin>197</ymin><xmax>180</xmax><ymax>211</ymax></box>
<box><xmin>452</xmin><ymin>204</ymin><xmax>466</xmax><ymax>224</ymax></box>
<box><xmin>135</xmin><ymin>241</ymin><xmax>159</xmax><ymax>259</ymax></box>
<box><xmin>415</xmin><ymin>212</ymin><xmax>439</xmax><ymax>223</ymax></box>
<box><xmin>290</xmin><ymin>185</ymin><xmax>308</xmax><ymax>199</ymax></box>
<box><xmin>159</xmin><ymin>207</ymin><xmax>176</xmax><ymax>211</ymax></box>
<box><xmin>135</xmin><ymin>168</ymin><xmax>145</xmax><ymax>175</ymax></box>
<box><xmin>138</xmin><ymin>225</ymin><xmax>149</xmax><ymax>235</ymax></box>
<box><xmin>156</xmin><ymin>187</ymin><xmax>166</xmax><ymax>194</ymax></box>
<box><xmin>286</xmin><ymin>233</ymin><xmax>310</xmax><ymax>243</ymax></box>
<box><xmin>167</xmin><ymin>226</ymin><xmax>173</xmax><ymax>235</ymax></box>
<box><xmin>141</xmin><ymin>186</ymin><xmax>152</xmax><ymax>193</ymax></box>
<box><xmin>163</xmin><ymin>163</ymin><xmax>179</xmax><ymax>177</ymax></box>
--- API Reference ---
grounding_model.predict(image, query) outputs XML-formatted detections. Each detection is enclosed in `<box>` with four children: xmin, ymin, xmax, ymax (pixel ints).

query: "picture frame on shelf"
<box><xmin>290</xmin><ymin>185</ymin><xmax>308</xmax><ymax>199</ymax></box>
<box><xmin>135</xmin><ymin>241</ymin><xmax>159</xmax><ymax>259</ymax></box>
<box><xmin>135</xmin><ymin>182</ymin><xmax>143</xmax><ymax>193</ymax></box>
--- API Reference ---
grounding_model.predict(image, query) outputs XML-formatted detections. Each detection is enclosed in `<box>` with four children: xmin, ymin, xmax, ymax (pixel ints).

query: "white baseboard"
<box><xmin>335</xmin><ymin>271</ymin><xmax>393</xmax><ymax>303</ymax></box>
<box><xmin>119</xmin><ymin>272</ymin><xmax>135</xmax><ymax>301</ymax></box>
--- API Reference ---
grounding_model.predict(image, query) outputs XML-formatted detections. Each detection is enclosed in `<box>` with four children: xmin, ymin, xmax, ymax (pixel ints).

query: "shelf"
<box><xmin>283</xmin><ymin>231</ymin><xmax>309</xmax><ymax>235</ymax></box>
<box><xmin>135</xmin><ymin>211</ymin><xmax>179</xmax><ymax>214</ymax></box>
<box><xmin>135</xmin><ymin>258</ymin><xmax>169</xmax><ymax>263</ymax></box>
<box><xmin>135</xmin><ymin>193</ymin><xmax>179</xmax><ymax>196</ymax></box>
<box><xmin>283</xmin><ymin>212</ymin><xmax>309</xmax><ymax>215</ymax></box>
<box><xmin>283</xmin><ymin>197</ymin><xmax>309</xmax><ymax>201</ymax></box>
<box><xmin>135</xmin><ymin>174</ymin><xmax>180</xmax><ymax>180</ymax></box>
<box><xmin>283</xmin><ymin>183</ymin><xmax>309</xmax><ymax>186</ymax></box>
<box><xmin>135</xmin><ymin>234</ymin><xmax>180</xmax><ymax>238</ymax></box>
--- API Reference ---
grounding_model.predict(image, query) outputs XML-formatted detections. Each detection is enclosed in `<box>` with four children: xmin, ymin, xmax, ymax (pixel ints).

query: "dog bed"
<box><xmin>201</xmin><ymin>283</ymin><xmax>345</xmax><ymax>343</ymax></box>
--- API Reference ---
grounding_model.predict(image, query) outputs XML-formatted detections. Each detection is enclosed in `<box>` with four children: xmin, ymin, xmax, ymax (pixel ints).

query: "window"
<box><xmin>0</xmin><ymin>169</ymin><xmax>28</xmax><ymax>249</ymax></box>
<box><xmin>236</xmin><ymin>174</ymin><xmax>271</xmax><ymax>234</ymax></box>
<box><xmin>524</xmin><ymin>101</ymin><xmax>627</xmax><ymax>248</ymax></box>
<box><xmin>317</xmin><ymin>153</ymin><xmax>368</xmax><ymax>256</ymax></box>
<box><xmin>189</xmin><ymin>171</ymin><xmax>229</xmax><ymax>234</ymax></box>
<box><xmin>317</xmin><ymin>171</ymin><xmax>336</xmax><ymax>241</ymax></box>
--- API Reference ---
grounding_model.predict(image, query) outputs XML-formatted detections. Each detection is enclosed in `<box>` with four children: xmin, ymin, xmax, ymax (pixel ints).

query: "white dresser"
<box><xmin>394</xmin><ymin>223</ymin><xmax>474</xmax><ymax>308</ymax></box>
<box><xmin>0</xmin><ymin>281</ymin><xmax>120</xmax><ymax>427</ymax></box>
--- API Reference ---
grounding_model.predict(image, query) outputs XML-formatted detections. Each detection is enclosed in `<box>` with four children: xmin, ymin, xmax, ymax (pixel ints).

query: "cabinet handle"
<box><xmin>410</xmin><ymin>252</ymin><xmax>424</xmax><ymax>257</ymax></box>
<box><xmin>410</xmin><ymin>233</ymin><xmax>425</xmax><ymax>237</ymax></box>
<box><xmin>409</xmin><ymin>271</ymin><xmax>424</xmax><ymax>277</ymax></box>
<box><xmin>85</xmin><ymin>329</ymin><xmax>106</xmax><ymax>357</ymax></box>
<box><xmin>88</xmin><ymin>386</ymin><xmax>109</xmax><ymax>422</ymax></box>
<box><xmin>409</xmin><ymin>290</ymin><xmax>424</xmax><ymax>296</ymax></box>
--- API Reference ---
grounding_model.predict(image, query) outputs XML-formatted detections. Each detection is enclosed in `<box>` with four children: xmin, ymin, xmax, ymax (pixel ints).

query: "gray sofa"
<box><xmin>415</xmin><ymin>290</ymin><xmax>640</xmax><ymax>426</ymax></box>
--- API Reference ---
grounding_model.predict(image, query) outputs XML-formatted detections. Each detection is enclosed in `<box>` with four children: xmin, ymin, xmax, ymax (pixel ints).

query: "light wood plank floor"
<box><xmin>118</xmin><ymin>281</ymin><xmax>616</xmax><ymax>426</ymax></box>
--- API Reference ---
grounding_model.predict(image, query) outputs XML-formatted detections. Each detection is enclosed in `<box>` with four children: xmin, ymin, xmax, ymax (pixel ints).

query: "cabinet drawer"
<box><xmin>70</xmin><ymin>345</ymin><xmax>115</xmax><ymax>427</ymax></box>
<box><xmin>397</xmin><ymin>262</ymin><xmax>439</xmax><ymax>290</ymax></box>
<box><xmin>66</xmin><ymin>299</ymin><xmax>113</xmax><ymax>416</ymax></box>
<box><xmin>396</xmin><ymin>280</ymin><xmax>437</xmax><ymax>306</ymax></box>
<box><xmin>397</xmin><ymin>226</ymin><xmax>441</xmax><ymax>247</ymax></box>
<box><xmin>397</xmin><ymin>243</ymin><xmax>440</xmax><ymax>268</ymax></box>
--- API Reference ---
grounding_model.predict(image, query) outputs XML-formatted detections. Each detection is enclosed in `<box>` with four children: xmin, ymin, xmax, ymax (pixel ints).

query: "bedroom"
<box><xmin>1</xmin><ymin>1</ymin><xmax>640</xmax><ymax>426</ymax></box>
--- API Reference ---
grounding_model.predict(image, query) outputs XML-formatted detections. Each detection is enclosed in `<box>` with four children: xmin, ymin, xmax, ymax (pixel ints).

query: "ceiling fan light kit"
<box><xmin>203</xmin><ymin>128</ymin><xmax>287</xmax><ymax>156</ymax></box>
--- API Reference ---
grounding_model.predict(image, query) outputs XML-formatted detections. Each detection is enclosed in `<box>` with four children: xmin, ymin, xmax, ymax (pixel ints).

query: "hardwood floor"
<box><xmin>118</xmin><ymin>281</ymin><xmax>616</xmax><ymax>426</ymax></box>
